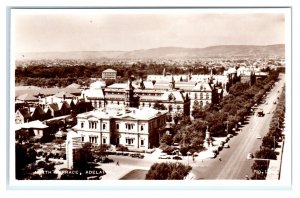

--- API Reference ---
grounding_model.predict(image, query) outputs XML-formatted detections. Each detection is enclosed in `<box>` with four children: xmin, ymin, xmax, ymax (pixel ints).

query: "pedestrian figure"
<box><xmin>116</xmin><ymin>161</ymin><xmax>119</xmax><ymax>166</ymax></box>
<box><xmin>192</xmin><ymin>156</ymin><xmax>195</xmax><ymax>162</ymax></box>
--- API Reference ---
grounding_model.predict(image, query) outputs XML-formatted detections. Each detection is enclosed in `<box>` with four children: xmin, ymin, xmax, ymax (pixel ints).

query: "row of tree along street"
<box><xmin>251</xmin><ymin>87</ymin><xmax>285</xmax><ymax>180</ymax></box>
<box><xmin>158</xmin><ymin>70</ymin><xmax>281</xmax><ymax>157</ymax></box>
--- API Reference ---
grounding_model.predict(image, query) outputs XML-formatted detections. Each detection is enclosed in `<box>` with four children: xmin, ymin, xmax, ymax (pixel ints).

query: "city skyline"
<box><xmin>14</xmin><ymin>10</ymin><xmax>285</xmax><ymax>53</ymax></box>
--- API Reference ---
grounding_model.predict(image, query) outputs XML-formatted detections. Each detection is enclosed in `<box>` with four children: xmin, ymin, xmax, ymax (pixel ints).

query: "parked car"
<box><xmin>256</xmin><ymin>135</ymin><xmax>262</xmax><ymax>139</ymax></box>
<box><xmin>224</xmin><ymin>143</ymin><xmax>230</xmax><ymax>148</ymax></box>
<box><xmin>130</xmin><ymin>153</ymin><xmax>145</xmax><ymax>159</ymax></box>
<box><xmin>101</xmin><ymin>157</ymin><xmax>114</xmax><ymax>163</ymax></box>
<box><xmin>172</xmin><ymin>156</ymin><xmax>183</xmax><ymax>160</ymax></box>
<box><xmin>158</xmin><ymin>154</ymin><xmax>171</xmax><ymax>159</ymax></box>
<box><xmin>247</xmin><ymin>153</ymin><xmax>254</xmax><ymax>160</ymax></box>
<box><xmin>208</xmin><ymin>152</ymin><xmax>216</xmax><ymax>159</ymax></box>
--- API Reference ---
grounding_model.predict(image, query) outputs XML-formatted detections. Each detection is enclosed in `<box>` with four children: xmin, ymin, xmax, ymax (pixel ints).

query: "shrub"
<box><xmin>37</xmin><ymin>161</ymin><xmax>46</xmax><ymax>169</ymax></box>
<box><xmin>116</xmin><ymin>145</ymin><xmax>129</xmax><ymax>152</ymax></box>
<box><xmin>146</xmin><ymin>162</ymin><xmax>192</xmax><ymax>180</ymax></box>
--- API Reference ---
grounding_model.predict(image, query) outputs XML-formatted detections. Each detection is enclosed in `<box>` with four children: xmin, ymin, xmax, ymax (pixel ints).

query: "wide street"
<box><xmin>99</xmin><ymin>74</ymin><xmax>285</xmax><ymax>180</ymax></box>
<box><xmin>191</xmin><ymin>74</ymin><xmax>285</xmax><ymax>179</ymax></box>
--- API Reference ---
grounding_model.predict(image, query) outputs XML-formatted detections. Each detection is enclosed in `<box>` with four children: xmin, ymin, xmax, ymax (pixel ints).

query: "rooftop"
<box><xmin>102</xmin><ymin>69</ymin><xmax>117</xmax><ymax>73</ymax></box>
<box><xmin>77</xmin><ymin>105</ymin><xmax>168</xmax><ymax>121</ymax></box>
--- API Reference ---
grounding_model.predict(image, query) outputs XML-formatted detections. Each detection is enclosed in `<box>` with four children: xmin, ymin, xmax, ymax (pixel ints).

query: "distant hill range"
<box><xmin>16</xmin><ymin>44</ymin><xmax>284</xmax><ymax>60</ymax></box>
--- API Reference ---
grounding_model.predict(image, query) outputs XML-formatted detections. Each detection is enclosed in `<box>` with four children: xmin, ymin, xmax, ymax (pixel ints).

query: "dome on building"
<box><xmin>90</xmin><ymin>80</ymin><xmax>106</xmax><ymax>89</ymax></box>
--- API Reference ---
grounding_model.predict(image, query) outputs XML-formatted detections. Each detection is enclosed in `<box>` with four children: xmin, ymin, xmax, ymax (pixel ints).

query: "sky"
<box><xmin>13</xmin><ymin>10</ymin><xmax>285</xmax><ymax>52</ymax></box>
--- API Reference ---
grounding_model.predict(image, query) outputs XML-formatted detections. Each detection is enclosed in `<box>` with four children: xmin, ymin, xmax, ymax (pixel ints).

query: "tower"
<box><xmin>139</xmin><ymin>78</ymin><xmax>145</xmax><ymax>90</ymax></box>
<box><xmin>163</xmin><ymin>68</ymin><xmax>166</xmax><ymax>77</ymax></box>
<box><xmin>169</xmin><ymin>75</ymin><xmax>175</xmax><ymax>90</ymax></box>
<box><xmin>125</xmin><ymin>79</ymin><xmax>134</xmax><ymax>107</ymax></box>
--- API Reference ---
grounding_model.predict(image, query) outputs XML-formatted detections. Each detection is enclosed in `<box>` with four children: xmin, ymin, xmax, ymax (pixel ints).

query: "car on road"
<box><xmin>172</xmin><ymin>156</ymin><xmax>183</xmax><ymax>160</ymax></box>
<box><xmin>256</xmin><ymin>135</ymin><xmax>262</xmax><ymax>139</ymax></box>
<box><xmin>273</xmin><ymin>101</ymin><xmax>277</xmax><ymax>104</ymax></box>
<box><xmin>208</xmin><ymin>152</ymin><xmax>216</xmax><ymax>159</ymax></box>
<box><xmin>130</xmin><ymin>153</ymin><xmax>145</xmax><ymax>159</ymax></box>
<box><xmin>224</xmin><ymin>143</ymin><xmax>230</xmax><ymax>148</ymax></box>
<box><xmin>265</xmin><ymin>102</ymin><xmax>268</xmax><ymax>105</ymax></box>
<box><xmin>158</xmin><ymin>154</ymin><xmax>171</xmax><ymax>159</ymax></box>
<box><xmin>247</xmin><ymin>153</ymin><xmax>254</xmax><ymax>160</ymax></box>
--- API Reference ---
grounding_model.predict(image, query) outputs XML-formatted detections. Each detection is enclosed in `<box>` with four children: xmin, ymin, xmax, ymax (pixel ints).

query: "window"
<box><xmin>116</xmin><ymin>123</ymin><xmax>119</xmax><ymax>130</ymax></box>
<box><xmin>126</xmin><ymin>138</ymin><xmax>134</xmax><ymax>145</ymax></box>
<box><xmin>81</xmin><ymin>122</ymin><xmax>84</xmax><ymax>128</ymax></box>
<box><xmin>82</xmin><ymin>137</ymin><xmax>84</xmax><ymax>142</ymax></box>
<box><xmin>141</xmin><ymin>140</ymin><xmax>144</xmax><ymax>146</ymax></box>
<box><xmin>141</xmin><ymin>125</ymin><xmax>144</xmax><ymax>131</ymax></box>
<box><xmin>103</xmin><ymin>123</ymin><xmax>106</xmax><ymax>130</ymax></box>
<box><xmin>125</xmin><ymin>123</ymin><xmax>134</xmax><ymax>130</ymax></box>
<box><xmin>89</xmin><ymin>121</ymin><xmax>97</xmax><ymax>129</ymax></box>
<box><xmin>103</xmin><ymin>138</ymin><xmax>106</xmax><ymax>144</ymax></box>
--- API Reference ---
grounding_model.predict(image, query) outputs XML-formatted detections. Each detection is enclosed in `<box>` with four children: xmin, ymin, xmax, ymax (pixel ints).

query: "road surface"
<box><xmin>191</xmin><ymin>74</ymin><xmax>285</xmax><ymax>179</ymax></box>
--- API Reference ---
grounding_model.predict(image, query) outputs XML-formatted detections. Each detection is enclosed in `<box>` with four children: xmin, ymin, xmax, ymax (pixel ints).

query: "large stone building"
<box><xmin>102</xmin><ymin>68</ymin><xmax>117</xmax><ymax>80</ymax></box>
<box><xmin>83</xmin><ymin>77</ymin><xmax>191</xmax><ymax>118</ymax></box>
<box><xmin>72</xmin><ymin>105</ymin><xmax>168</xmax><ymax>149</ymax></box>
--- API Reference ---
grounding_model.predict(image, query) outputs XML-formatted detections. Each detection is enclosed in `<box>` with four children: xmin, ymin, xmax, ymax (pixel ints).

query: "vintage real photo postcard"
<box><xmin>8</xmin><ymin>7</ymin><xmax>292</xmax><ymax>189</ymax></box>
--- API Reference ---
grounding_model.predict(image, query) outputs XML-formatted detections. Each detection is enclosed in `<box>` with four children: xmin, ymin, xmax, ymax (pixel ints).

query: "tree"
<box><xmin>145</xmin><ymin>162</ymin><xmax>192</xmax><ymax>180</ymax></box>
<box><xmin>255</xmin><ymin>148</ymin><xmax>277</xmax><ymax>160</ymax></box>
<box><xmin>192</xmin><ymin>100</ymin><xmax>206</xmax><ymax>119</ymax></box>
<box><xmin>96</xmin><ymin>144</ymin><xmax>111</xmax><ymax>157</ymax></box>
<box><xmin>262</xmin><ymin>136</ymin><xmax>277</xmax><ymax>149</ymax></box>
<box><xmin>251</xmin><ymin>160</ymin><xmax>269</xmax><ymax>180</ymax></box>
<box><xmin>160</xmin><ymin>134</ymin><xmax>173</xmax><ymax>146</ymax></box>
<box><xmin>15</xmin><ymin>143</ymin><xmax>37</xmax><ymax>179</ymax></box>
<box><xmin>41</xmin><ymin>162</ymin><xmax>57</xmax><ymax>180</ymax></box>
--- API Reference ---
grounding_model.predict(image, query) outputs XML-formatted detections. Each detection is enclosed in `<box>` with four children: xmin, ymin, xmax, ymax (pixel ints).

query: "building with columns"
<box><xmin>83</xmin><ymin>77</ymin><xmax>191</xmax><ymax>118</ymax></box>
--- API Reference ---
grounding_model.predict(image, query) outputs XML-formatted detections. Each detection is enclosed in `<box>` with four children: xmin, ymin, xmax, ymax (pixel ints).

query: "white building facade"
<box><xmin>72</xmin><ymin>105</ymin><xmax>168</xmax><ymax>149</ymax></box>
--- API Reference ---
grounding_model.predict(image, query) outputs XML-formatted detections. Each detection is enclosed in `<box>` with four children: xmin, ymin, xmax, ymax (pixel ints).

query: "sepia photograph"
<box><xmin>8</xmin><ymin>7</ymin><xmax>291</xmax><ymax>189</ymax></box>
